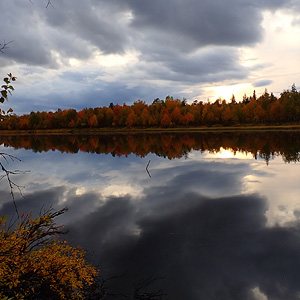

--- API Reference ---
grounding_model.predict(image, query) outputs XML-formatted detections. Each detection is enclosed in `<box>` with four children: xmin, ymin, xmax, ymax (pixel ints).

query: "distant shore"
<box><xmin>1</xmin><ymin>124</ymin><xmax>300</xmax><ymax>135</ymax></box>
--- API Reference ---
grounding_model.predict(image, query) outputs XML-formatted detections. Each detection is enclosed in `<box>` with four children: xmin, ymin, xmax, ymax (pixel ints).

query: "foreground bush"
<box><xmin>0</xmin><ymin>208</ymin><xmax>98</xmax><ymax>300</ymax></box>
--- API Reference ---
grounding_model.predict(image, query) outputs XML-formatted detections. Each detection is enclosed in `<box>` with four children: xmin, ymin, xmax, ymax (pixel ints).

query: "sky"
<box><xmin>1</xmin><ymin>0</ymin><xmax>300</xmax><ymax>115</ymax></box>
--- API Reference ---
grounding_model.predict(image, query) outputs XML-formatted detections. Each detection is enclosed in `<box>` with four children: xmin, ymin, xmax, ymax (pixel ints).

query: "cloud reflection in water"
<box><xmin>1</xmin><ymin>146</ymin><xmax>300</xmax><ymax>299</ymax></box>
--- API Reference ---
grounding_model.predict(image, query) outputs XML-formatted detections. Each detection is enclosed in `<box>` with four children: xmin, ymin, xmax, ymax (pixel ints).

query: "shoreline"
<box><xmin>1</xmin><ymin>124</ymin><xmax>300</xmax><ymax>135</ymax></box>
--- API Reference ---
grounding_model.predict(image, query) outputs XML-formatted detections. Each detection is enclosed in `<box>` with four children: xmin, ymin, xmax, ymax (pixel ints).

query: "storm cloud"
<box><xmin>1</xmin><ymin>0</ymin><xmax>264</xmax><ymax>66</ymax></box>
<box><xmin>1</xmin><ymin>0</ymin><xmax>299</xmax><ymax>114</ymax></box>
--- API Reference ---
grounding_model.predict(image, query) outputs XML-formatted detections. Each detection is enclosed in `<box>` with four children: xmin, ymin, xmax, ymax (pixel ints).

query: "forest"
<box><xmin>1</xmin><ymin>85</ymin><xmax>300</xmax><ymax>131</ymax></box>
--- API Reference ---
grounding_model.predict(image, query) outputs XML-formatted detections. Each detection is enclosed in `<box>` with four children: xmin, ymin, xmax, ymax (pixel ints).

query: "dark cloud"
<box><xmin>166</xmin><ymin>49</ymin><xmax>244</xmax><ymax>77</ymax></box>
<box><xmin>138</xmin><ymin>47</ymin><xmax>249</xmax><ymax>84</ymax></box>
<box><xmin>9</xmin><ymin>80</ymin><xmax>185</xmax><ymax>114</ymax></box>
<box><xmin>0</xmin><ymin>1</ymin><xmax>107</xmax><ymax>67</ymax></box>
<box><xmin>253</xmin><ymin>79</ymin><xmax>273</xmax><ymax>87</ymax></box>
<box><xmin>1</xmin><ymin>0</ymin><xmax>297</xmax><ymax>112</ymax></box>
<box><xmin>256</xmin><ymin>0</ymin><xmax>288</xmax><ymax>10</ymax></box>
<box><xmin>44</xmin><ymin>1</ymin><xmax>129</xmax><ymax>55</ymax></box>
<box><xmin>1</xmin><ymin>0</ymin><xmax>287</xmax><ymax>68</ymax></box>
<box><xmin>127</xmin><ymin>0</ymin><xmax>263</xmax><ymax>47</ymax></box>
<box><xmin>0</xmin><ymin>2</ymin><xmax>56</xmax><ymax>67</ymax></box>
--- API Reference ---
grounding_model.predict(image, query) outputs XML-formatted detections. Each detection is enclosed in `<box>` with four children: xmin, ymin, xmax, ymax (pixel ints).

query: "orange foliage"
<box><xmin>126</xmin><ymin>110</ymin><xmax>137</xmax><ymax>128</ymax></box>
<box><xmin>0</xmin><ymin>209</ymin><xmax>98</xmax><ymax>299</ymax></box>
<box><xmin>141</xmin><ymin>108</ymin><xmax>150</xmax><ymax>127</ymax></box>
<box><xmin>161</xmin><ymin>110</ymin><xmax>172</xmax><ymax>127</ymax></box>
<box><xmin>88</xmin><ymin>114</ymin><xmax>98</xmax><ymax>127</ymax></box>
<box><xmin>2</xmin><ymin>87</ymin><xmax>300</xmax><ymax>131</ymax></box>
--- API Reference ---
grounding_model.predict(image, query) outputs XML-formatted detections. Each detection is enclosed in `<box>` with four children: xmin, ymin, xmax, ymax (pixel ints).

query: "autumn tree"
<box><xmin>140</xmin><ymin>107</ymin><xmax>150</xmax><ymax>127</ymax></box>
<box><xmin>161</xmin><ymin>110</ymin><xmax>172</xmax><ymax>127</ymax></box>
<box><xmin>0</xmin><ymin>208</ymin><xmax>98</xmax><ymax>300</ymax></box>
<box><xmin>126</xmin><ymin>110</ymin><xmax>137</xmax><ymax>128</ymax></box>
<box><xmin>181</xmin><ymin>112</ymin><xmax>194</xmax><ymax>126</ymax></box>
<box><xmin>202</xmin><ymin>104</ymin><xmax>216</xmax><ymax>124</ymax></box>
<box><xmin>270</xmin><ymin>100</ymin><xmax>283</xmax><ymax>123</ymax></box>
<box><xmin>88</xmin><ymin>114</ymin><xmax>98</xmax><ymax>127</ymax></box>
<box><xmin>171</xmin><ymin>106</ymin><xmax>182</xmax><ymax>124</ymax></box>
<box><xmin>222</xmin><ymin>106</ymin><xmax>234</xmax><ymax>125</ymax></box>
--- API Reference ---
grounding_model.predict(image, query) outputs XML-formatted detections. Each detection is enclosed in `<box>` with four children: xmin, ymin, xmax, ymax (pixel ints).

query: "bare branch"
<box><xmin>146</xmin><ymin>160</ymin><xmax>151</xmax><ymax>178</ymax></box>
<box><xmin>46</xmin><ymin>0</ymin><xmax>54</xmax><ymax>8</ymax></box>
<box><xmin>27</xmin><ymin>0</ymin><xmax>54</xmax><ymax>8</ymax></box>
<box><xmin>0</xmin><ymin>41</ymin><xmax>13</xmax><ymax>53</ymax></box>
<box><xmin>0</xmin><ymin>153</ymin><xmax>29</xmax><ymax>217</ymax></box>
<box><xmin>26</xmin><ymin>207</ymin><xmax>68</xmax><ymax>251</ymax></box>
<box><xmin>134</xmin><ymin>276</ymin><xmax>167</xmax><ymax>300</ymax></box>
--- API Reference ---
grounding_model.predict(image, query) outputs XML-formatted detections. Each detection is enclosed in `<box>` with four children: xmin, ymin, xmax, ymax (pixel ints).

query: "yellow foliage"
<box><xmin>0</xmin><ymin>209</ymin><xmax>98</xmax><ymax>299</ymax></box>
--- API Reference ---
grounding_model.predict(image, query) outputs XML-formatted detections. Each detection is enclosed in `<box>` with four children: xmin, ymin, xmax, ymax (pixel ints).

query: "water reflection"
<box><xmin>2</xmin><ymin>177</ymin><xmax>300</xmax><ymax>299</ymax></box>
<box><xmin>1</xmin><ymin>133</ymin><xmax>300</xmax><ymax>299</ymax></box>
<box><xmin>1</xmin><ymin>131</ymin><xmax>300</xmax><ymax>163</ymax></box>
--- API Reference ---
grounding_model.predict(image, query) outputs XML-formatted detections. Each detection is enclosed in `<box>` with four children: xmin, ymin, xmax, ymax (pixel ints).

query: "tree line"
<box><xmin>1</xmin><ymin>85</ymin><xmax>300</xmax><ymax>130</ymax></box>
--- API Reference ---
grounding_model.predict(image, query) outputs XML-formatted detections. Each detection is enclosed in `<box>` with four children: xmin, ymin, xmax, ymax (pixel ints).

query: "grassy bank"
<box><xmin>1</xmin><ymin>124</ymin><xmax>300</xmax><ymax>135</ymax></box>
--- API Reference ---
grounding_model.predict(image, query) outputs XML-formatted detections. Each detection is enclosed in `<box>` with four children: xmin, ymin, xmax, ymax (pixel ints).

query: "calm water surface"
<box><xmin>1</xmin><ymin>132</ymin><xmax>300</xmax><ymax>299</ymax></box>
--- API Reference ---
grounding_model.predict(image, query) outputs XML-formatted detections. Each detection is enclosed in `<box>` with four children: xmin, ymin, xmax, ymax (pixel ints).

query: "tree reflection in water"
<box><xmin>0</xmin><ymin>131</ymin><xmax>300</xmax><ymax>163</ymax></box>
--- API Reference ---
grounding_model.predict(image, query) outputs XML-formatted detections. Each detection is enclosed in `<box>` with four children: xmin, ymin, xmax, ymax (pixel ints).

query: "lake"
<box><xmin>1</xmin><ymin>131</ymin><xmax>300</xmax><ymax>299</ymax></box>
